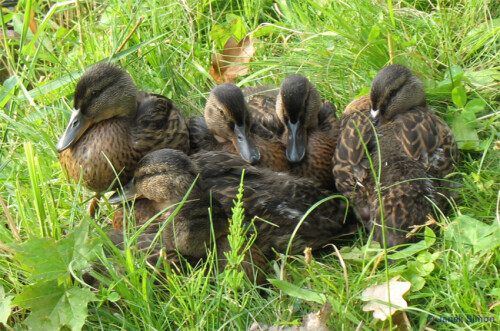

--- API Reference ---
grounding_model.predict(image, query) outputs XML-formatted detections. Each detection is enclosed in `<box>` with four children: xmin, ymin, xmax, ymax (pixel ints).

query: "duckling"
<box><xmin>107</xmin><ymin>148</ymin><xmax>228</xmax><ymax>264</ymax></box>
<box><xmin>190</xmin><ymin>150</ymin><xmax>352</xmax><ymax>257</ymax></box>
<box><xmin>275</xmin><ymin>74</ymin><xmax>339</xmax><ymax>188</ymax></box>
<box><xmin>189</xmin><ymin>83</ymin><xmax>289</xmax><ymax>171</ymax></box>
<box><xmin>108</xmin><ymin>149</ymin><xmax>268</xmax><ymax>283</ymax></box>
<box><xmin>333</xmin><ymin>64</ymin><xmax>458</xmax><ymax>247</ymax></box>
<box><xmin>57</xmin><ymin>62</ymin><xmax>190</xmax><ymax>192</ymax></box>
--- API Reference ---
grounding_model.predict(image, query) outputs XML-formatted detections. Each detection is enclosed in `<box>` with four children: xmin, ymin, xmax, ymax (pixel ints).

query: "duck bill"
<box><xmin>56</xmin><ymin>108</ymin><xmax>94</xmax><ymax>152</ymax></box>
<box><xmin>233</xmin><ymin>123</ymin><xmax>261</xmax><ymax>164</ymax></box>
<box><xmin>286</xmin><ymin>120</ymin><xmax>307</xmax><ymax>163</ymax></box>
<box><xmin>108</xmin><ymin>179</ymin><xmax>141</xmax><ymax>204</ymax></box>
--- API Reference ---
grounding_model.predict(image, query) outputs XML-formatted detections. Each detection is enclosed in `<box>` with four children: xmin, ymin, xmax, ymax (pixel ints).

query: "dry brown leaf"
<box><xmin>29</xmin><ymin>8</ymin><xmax>38</xmax><ymax>35</ymax></box>
<box><xmin>249</xmin><ymin>302</ymin><xmax>332</xmax><ymax>331</ymax></box>
<box><xmin>382</xmin><ymin>311</ymin><xmax>412</xmax><ymax>331</ymax></box>
<box><xmin>209</xmin><ymin>36</ymin><xmax>257</xmax><ymax>84</ymax></box>
<box><xmin>362</xmin><ymin>277</ymin><xmax>411</xmax><ymax>321</ymax></box>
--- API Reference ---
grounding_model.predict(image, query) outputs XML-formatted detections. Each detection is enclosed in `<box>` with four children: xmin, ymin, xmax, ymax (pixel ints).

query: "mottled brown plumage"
<box><xmin>57</xmin><ymin>62</ymin><xmax>189</xmax><ymax>192</ymax></box>
<box><xmin>242</xmin><ymin>85</ymin><xmax>284</xmax><ymax>138</ymax></box>
<box><xmin>109</xmin><ymin>149</ymin><xmax>267</xmax><ymax>283</ymax></box>
<box><xmin>108</xmin><ymin>149</ymin><xmax>228</xmax><ymax>265</ymax></box>
<box><xmin>191</xmin><ymin>150</ymin><xmax>353</xmax><ymax>257</ymax></box>
<box><xmin>276</xmin><ymin>75</ymin><xmax>340</xmax><ymax>189</ymax></box>
<box><xmin>333</xmin><ymin>64</ymin><xmax>458</xmax><ymax>247</ymax></box>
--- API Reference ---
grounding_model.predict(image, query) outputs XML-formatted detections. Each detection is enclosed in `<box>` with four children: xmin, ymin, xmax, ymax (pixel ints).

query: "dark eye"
<box><xmin>219</xmin><ymin>109</ymin><xmax>224</xmax><ymax>117</ymax></box>
<box><xmin>389</xmin><ymin>88</ymin><xmax>398</xmax><ymax>99</ymax></box>
<box><xmin>91</xmin><ymin>90</ymin><xmax>101</xmax><ymax>97</ymax></box>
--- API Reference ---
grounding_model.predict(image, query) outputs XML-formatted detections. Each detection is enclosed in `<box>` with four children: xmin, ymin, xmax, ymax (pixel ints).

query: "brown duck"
<box><xmin>190</xmin><ymin>150</ymin><xmax>353</xmax><ymax>257</ymax></box>
<box><xmin>188</xmin><ymin>83</ymin><xmax>289</xmax><ymax>171</ymax></box>
<box><xmin>333</xmin><ymin>64</ymin><xmax>458</xmax><ymax>247</ymax></box>
<box><xmin>108</xmin><ymin>149</ymin><xmax>266</xmax><ymax>283</ymax></box>
<box><xmin>56</xmin><ymin>62</ymin><xmax>189</xmax><ymax>192</ymax></box>
<box><xmin>275</xmin><ymin>74</ymin><xmax>340</xmax><ymax>188</ymax></box>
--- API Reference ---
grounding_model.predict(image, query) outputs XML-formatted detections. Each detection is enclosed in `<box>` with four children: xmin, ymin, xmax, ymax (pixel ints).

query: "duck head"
<box><xmin>56</xmin><ymin>62</ymin><xmax>138</xmax><ymax>152</ymax></box>
<box><xmin>369</xmin><ymin>64</ymin><xmax>426</xmax><ymax>124</ymax></box>
<box><xmin>204</xmin><ymin>83</ymin><xmax>261</xmax><ymax>164</ymax></box>
<box><xmin>109</xmin><ymin>149</ymin><xmax>201</xmax><ymax>206</ymax></box>
<box><xmin>276</xmin><ymin>74</ymin><xmax>322</xmax><ymax>163</ymax></box>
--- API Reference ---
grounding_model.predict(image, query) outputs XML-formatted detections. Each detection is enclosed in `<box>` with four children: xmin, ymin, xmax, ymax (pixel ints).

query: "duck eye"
<box><xmin>219</xmin><ymin>109</ymin><xmax>224</xmax><ymax>117</ymax></box>
<box><xmin>91</xmin><ymin>90</ymin><xmax>101</xmax><ymax>97</ymax></box>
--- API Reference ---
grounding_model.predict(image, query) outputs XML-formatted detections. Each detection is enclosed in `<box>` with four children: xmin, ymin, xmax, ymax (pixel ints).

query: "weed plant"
<box><xmin>0</xmin><ymin>0</ymin><xmax>499</xmax><ymax>329</ymax></box>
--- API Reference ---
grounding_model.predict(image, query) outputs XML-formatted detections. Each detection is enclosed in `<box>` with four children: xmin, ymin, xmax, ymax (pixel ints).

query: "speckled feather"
<box><xmin>333</xmin><ymin>65</ymin><xmax>458</xmax><ymax>246</ymax></box>
<box><xmin>58</xmin><ymin>63</ymin><xmax>190</xmax><ymax>192</ymax></box>
<box><xmin>276</xmin><ymin>75</ymin><xmax>340</xmax><ymax>188</ymax></box>
<box><xmin>109</xmin><ymin>149</ymin><xmax>228</xmax><ymax>265</ymax></box>
<box><xmin>191</xmin><ymin>150</ymin><xmax>353</xmax><ymax>256</ymax></box>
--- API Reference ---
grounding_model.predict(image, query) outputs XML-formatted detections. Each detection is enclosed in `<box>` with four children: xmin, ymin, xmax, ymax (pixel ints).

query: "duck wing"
<box><xmin>132</xmin><ymin>93</ymin><xmax>190</xmax><ymax>154</ymax></box>
<box><xmin>333</xmin><ymin>95</ymin><xmax>375</xmax><ymax>197</ymax></box>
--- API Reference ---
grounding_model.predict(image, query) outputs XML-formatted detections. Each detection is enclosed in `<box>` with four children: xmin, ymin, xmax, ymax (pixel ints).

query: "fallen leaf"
<box><xmin>209</xmin><ymin>35</ymin><xmax>257</xmax><ymax>83</ymax></box>
<box><xmin>362</xmin><ymin>277</ymin><xmax>411</xmax><ymax>321</ymax></box>
<box><xmin>382</xmin><ymin>311</ymin><xmax>412</xmax><ymax>331</ymax></box>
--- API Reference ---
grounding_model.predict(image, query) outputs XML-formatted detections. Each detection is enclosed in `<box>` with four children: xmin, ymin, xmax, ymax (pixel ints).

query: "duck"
<box><xmin>108</xmin><ymin>149</ymin><xmax>266</xmax><ymax>283</ymax></box>
<box><xmin>333</xmin><ymin>64</ymin><xmax>458</xmax><ymax>247</ymax></box>
<box><xmin>190</xmin><ymin>150</ymin><xmax>353</xmax><ymax>257</ymax></box>
<box><xmin>56</xmin><ymin>62</ymin><xmax>190</xmax><ymax>193</ymax></box>
<box><xmin>275</xmin><ymin>74</ymin><xmax>340</xmax><ymax>188</ymax></box>
<box><xmin>188</xmin><ymin>83</ymin><xmax>289</xmax><ymax>172</ymax></box>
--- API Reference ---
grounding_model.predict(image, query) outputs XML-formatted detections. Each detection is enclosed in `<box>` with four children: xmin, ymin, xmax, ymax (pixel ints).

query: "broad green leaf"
<box><xmin>465</xmin><ymin>69</ymin><xmax>500</xmax><ymax>85</ymax></box>
<box><xmin>402</xmin><ymin>272</ymin><xmax>426</xmax><ymax>292</ymax></box>
<box><xmin>338</xmin><ymin>242</ymin><xmax>380</xmax><ymax>263</ymax></box>
<box><xmin>7</xmin><ymin>221</ymin><xmax>97</xmax><ymax>282</ymax></box>
<box><xmin>416</xmin><ymin>251</ymin><xmax>432</xmax><ymax>264</ymax></box>
<box><xmin>461</xmin><ymin>108</ymin><xmax>478</xmax><ymax>128</ymax></box>
<box><xmin>388</xmin><ymin>239</ymin><xmax>429</xmax><ymax>260</ymax></box>
<box><xmin>367</xmin><ymin>25</ymin><xmax>380</xmax><ymax>43</ymax></box>
<box><xmin>210</xmin><ymin>24</ymin><xmax>229</xmax><ymax>48</ymax></box>
<box><xmin>450</xmin><ymin>114</ymin><xmax>480</xmax><ymax>150</ymax></box>
<box><xmin>444</xmin><ymin>215</ymin><xmax>499</xmax><ymax>252</ymax></box>
<box><xmin>465</xmin><ymin>98</ymin><xmax>487</xmax><ymax>114</ymax></box>
<box><xmin>417</xmin><ymin>250</ymin><xmax>440</xmax><ymax>264</ymax></box>
<box><xmin>424</xmin><ymin>227</ymin><xmax>436</xmax><ymax>246</ymax></box>
<box><xmin>14</xmin><ymin>281</ymin><xmax>96</xmax><ymax>331</ymax></box>
<box><xmin>408</xmin><ymin>261</ymin><xmax>435</xmax><ymax>277</ymax></box>
<box><xmin>475</xmin><ymin>224</ymin><xmax>500</xmax><ymax>251</ymax></box>
<box><xmin>226</xmin><ymin>14</ymin><xmax>246</xmax><ymax>42</ymax></box>
<box><xmin>452</xmin><ymin>86</ymin><xmax>467</xmax><ymax>108</ymax></box>
<box><xmin>448</xmin><ymin>65</ymin><xmax>464</xmax><ymax>80</ymax></box>
<box><xmin>0</xmin><ymin>285</ymin><xmax>14</xmax><ymax>325</ymax></box>
<box><xmin>107</xmin><ymin>292</ymin><xmax>121</xmax><ymax>302</ymax></box>
<box><xmin>269</xmin><ymin>279</ymin><xmax>327</xmax><ymax>304</ymax></box>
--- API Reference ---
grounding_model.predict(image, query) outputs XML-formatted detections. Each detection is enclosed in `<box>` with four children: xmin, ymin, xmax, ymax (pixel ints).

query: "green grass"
<box><xmin>1</xmin><ymin>0</ymin><xmax>499</xmax><ymax>329</ymax></box>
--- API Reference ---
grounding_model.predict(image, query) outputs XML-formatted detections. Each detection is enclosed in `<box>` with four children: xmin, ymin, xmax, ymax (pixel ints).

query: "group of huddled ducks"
<box><xmin>56</xmin><ymin>62</ymin><xmax>457</xmax><ymax>283</ymax></box>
